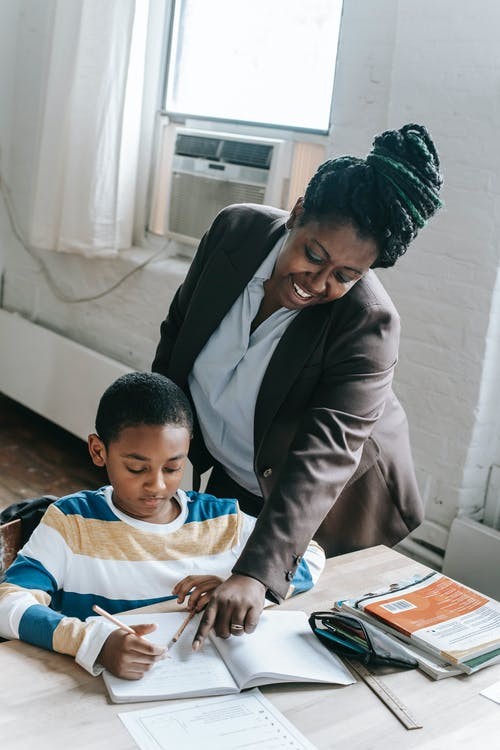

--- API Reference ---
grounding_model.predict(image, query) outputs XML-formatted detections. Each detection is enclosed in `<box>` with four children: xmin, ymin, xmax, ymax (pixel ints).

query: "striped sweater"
<box><xmin>0</xmin><ymin>487</ymin><xmax>325</xmax><ymax>674</ymax></box>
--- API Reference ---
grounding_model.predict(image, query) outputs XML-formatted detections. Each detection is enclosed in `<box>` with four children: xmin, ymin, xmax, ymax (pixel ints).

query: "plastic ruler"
<box><xmin>347</xmin><ymin>659</ymin><xmax>422</xmax><ymax>730</ymax></box>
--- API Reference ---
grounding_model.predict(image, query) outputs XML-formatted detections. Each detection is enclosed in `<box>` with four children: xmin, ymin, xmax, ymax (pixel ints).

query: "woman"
<box><xmin>152</xmin><ymin>123</ymin><xmax>443</xmax><ymax>646</ymax></box>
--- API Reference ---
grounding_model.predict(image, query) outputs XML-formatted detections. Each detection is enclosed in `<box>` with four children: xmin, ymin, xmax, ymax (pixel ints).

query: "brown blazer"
<box><xmin>153</xmin><ymin>204</ymin><xmax>423</xmax><ymax>600</ymax></box>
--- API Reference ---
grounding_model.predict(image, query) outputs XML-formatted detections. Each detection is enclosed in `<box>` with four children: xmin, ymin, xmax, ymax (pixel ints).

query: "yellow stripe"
<box><xmin>0</xmin><ymin>582</ymin><xmax>51</xmax><ymax>606</ymax></box>
<box><xmin>43</xmin><ymin>508</ymin><xmax>241</xmax><ymax>561</ymax></box>
<box><xmin>52</xmin><ymin>617</ymin><xmax>87</xmax><ymax>656</ymax></box>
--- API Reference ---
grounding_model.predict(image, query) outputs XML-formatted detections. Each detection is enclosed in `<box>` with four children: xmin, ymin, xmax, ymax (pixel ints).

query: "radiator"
<box><xmin>0</xmin><ymin>309</ymin><xmax>132</xmax><ymax>441</ymax></box>
<box><xmin>442</xmin><ymin>516</ymin><xmax>500</xmax><ymax>601</ymax></box>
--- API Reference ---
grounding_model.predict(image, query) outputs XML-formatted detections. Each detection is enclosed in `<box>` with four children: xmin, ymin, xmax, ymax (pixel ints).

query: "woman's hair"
<box><xmin>95</xmin><ymin>372</ymin><xmax>193</xmax><ymax>446</ymax></box>
<box><xmin>301</xmin><ymin>123</ymin><xmax>443</xmax><ymax>267</ymax></box>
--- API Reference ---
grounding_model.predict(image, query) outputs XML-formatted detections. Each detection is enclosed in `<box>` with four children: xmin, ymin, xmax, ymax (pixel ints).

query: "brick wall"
<box><xmin>329</xmin><ymin>1</ymin><xmax>500</xmax><ymax>548</ymax></box>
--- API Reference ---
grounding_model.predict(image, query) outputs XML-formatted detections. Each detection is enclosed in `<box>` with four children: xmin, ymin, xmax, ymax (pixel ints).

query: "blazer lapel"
<box><xmin>254</xmin><ymin>304</ymin><xmax>332</xmax><ymax>453</ymax></box>
<box><xmin>171</xmin><ymin>216</ymin><xmax>287</xmax><ymax>385</ymax></box>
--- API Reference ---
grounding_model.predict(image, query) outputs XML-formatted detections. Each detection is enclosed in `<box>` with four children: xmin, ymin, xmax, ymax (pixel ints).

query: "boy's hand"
<box><xmin>192</xmin><ymin>574</ymin><xmax>266</xmax><ymax>650</ymax></box>
<box><xmin>173</xmin><ymin>574</ymin><xmax>224</xmax><ymax>612</ymax></box>
<box><xmin>98</xmin><ymin>624</ymin><xmax>165</xmax><ymax>680</ymax></box>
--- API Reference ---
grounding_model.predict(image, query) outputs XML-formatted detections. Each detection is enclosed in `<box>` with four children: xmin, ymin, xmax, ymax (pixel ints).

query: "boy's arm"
<box><xmin>284</xmin><ymin>539</ymin><xmax>325</xmax><ymax>597</ymax></box>
<box><xmin>0</xmin><ymin>508</ymin><xmax>117</xmax><ymax>675</ymax></box>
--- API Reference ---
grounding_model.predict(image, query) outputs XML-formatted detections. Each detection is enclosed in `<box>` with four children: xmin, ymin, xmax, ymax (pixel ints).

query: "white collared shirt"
<box><xmin>188</xmin><ymin>234</ymin><xmax>298</xmax><ymax>495</ymax></box>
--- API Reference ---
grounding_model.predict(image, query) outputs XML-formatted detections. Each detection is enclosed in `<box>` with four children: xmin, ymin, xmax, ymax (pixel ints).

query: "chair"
<box><xmin>0</xmin><ymin>495</ymin><xmax>57</xmax><ymax>575</ymax></box>
<box><xmin>0</xmin><ymin>518</ymin><xmax>22</xmax><ymax>574</ymax></box>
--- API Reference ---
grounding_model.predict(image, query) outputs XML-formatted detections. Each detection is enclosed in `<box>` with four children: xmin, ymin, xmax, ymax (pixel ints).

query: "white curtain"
<box><xmin>24</xmin><ymin>0</ymin><xmax>147</xmax><ymax>256</ymax></box>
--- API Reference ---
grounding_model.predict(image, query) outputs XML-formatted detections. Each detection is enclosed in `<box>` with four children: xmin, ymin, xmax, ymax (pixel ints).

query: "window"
<box><xmin>164</xmin><ymin>0</ymin><xmax>343</xmax><ymax>133</ymax></box>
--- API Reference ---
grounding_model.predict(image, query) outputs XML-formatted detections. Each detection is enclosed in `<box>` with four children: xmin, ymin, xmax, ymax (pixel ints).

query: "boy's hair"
<box><xmin>95</xmin><ymin>372</ymin><xmax>193</xmax><ymax>446</ymax></box>
<box><xmin>301</xmin><ymin>123</ymin><xmax>443</xmax><ymax>268</ymax></box>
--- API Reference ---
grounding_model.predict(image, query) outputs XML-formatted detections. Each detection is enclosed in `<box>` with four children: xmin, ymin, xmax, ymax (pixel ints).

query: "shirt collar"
<box><xmin>252</xmin><ymin>232</ymin><xmax>287</xmax><ymax>282</ymax></box>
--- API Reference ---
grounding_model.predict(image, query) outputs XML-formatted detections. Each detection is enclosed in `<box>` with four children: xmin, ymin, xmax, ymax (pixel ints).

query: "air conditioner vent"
<box><xmin>175</xmin><ymin>134</ymin><xmax>221</xmax><ymax>160</ymax></box>
<box><xmin>149</xmin><ymin>125</ymin><xmax>291</xmax><ymax>247</ymax></box>
<box><xmin>220</xmin><ymin>140</ymin><xmax>273</xmax><ymax>169</ymax></box>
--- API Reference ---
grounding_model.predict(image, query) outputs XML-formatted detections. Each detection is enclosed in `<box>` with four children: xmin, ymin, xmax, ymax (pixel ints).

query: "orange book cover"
<box><xmin>363</xmin><ymin>575</ymin><xmax>489</xmax><ymax>637</ymax></box>
<box><xmin>342</xmin><ymin>573</ymin><xmax>500</xmax><ymax>670</ymax></box>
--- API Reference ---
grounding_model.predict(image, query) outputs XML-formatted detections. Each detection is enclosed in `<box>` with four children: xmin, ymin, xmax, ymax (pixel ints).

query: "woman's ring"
<box><xmin>230</xmin><ymin>623</ymin><xmax>244</xmax><ymax>631</ymax></box>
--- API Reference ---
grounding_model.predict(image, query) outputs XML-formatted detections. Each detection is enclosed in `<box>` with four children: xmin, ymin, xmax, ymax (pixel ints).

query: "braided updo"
<box><xmin>301</xmin><ymin>123</ymin><xmax>443</xmax><ymax>268</ymax></box>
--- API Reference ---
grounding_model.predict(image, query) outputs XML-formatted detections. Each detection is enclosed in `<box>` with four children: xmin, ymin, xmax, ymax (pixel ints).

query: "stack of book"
<box><xmin>336</xmin><ymin>571</ymin><xmax>500</xmax><ymax>680</ymax></box>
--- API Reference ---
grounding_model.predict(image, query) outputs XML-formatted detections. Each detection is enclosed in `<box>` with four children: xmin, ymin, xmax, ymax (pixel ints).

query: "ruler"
<box><xmin>347</xmin><ymin>659</ymin><xmax>422</xmax><ymax>730</ymax></box>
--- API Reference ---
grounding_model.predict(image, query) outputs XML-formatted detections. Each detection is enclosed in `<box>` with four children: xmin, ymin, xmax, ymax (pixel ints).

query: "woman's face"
<box><xmin>266</xmin><ymin>200</ymin><xmax>379</xmax><ymax>310</ymax></box>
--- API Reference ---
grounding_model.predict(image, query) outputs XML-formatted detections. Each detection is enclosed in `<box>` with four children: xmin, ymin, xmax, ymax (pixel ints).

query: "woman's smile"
<box><xmin>266</xmin><ymin>217</ymin><xmax>379</xmax><ymax>312</ymax></box>
<box><xmin>292</xmin><ymin>280</ymin><xmax>315</xmax><ymax>301</ymax></box>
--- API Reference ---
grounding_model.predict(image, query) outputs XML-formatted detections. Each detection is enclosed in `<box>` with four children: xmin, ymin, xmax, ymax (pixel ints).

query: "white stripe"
<box><xmin>0</xmin><ymin>589</ymin><xmax>40</xmax><ymax>639</ymax></box>
<box><xmin>303</xmin><ymin>543</ymin><xmax>326</xmax><ymax>585</ymax></box>
<box><xmin>62</xmin><ymin>550</ymin><xmax>241</xmax><ymax>600</ymax></box>
<box><xmin>235</xmin><ymin>511</ymin><xmax>256</xmax><ymax>553</ymax></box>
<box><xmin>21</xmin><ymin>524</ymin><xmax>69</xmax><ymax>588</ymax></box>
<box><xmin>75</xmin><ymin>619</ymin><xmax>117</xmax><ymax>675</ymax></box>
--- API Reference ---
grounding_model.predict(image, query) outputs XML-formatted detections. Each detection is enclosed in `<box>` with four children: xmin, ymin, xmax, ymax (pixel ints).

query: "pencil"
<box><xmin>92</xmin><ymin>604</ymin><xmax>138</xmax><ymax>635</ymax></box>
<box><xmin>92</xmin><ymin>604</ymin><xmax>171</xmax><ymax>659</ymax></box>
<box><xmin>167</xmin><ymin>610</ymin><xmax>197</xmax><ymax>649</ymax></box>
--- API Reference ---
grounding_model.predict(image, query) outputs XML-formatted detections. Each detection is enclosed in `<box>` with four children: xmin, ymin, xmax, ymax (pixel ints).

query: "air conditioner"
<box><xmin>149</xmin><ymin>124</ymin><xmax>290</xmax><ymax>246</ymax></box>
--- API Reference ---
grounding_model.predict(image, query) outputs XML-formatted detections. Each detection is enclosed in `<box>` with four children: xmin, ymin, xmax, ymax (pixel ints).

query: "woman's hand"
<box><xmin>172</xmin><ymin>574</ymin><xmax>224</xmax><ymax>612</ymax></box>
<box><xmin>191</xmin><ymin>574</ymin><xmax>266</xmax><ymax>650</ymax></box>
<box><xmin>98</xmin><ymin>624</ymin><xmax>165</xmax><ymax>680</ymax></box>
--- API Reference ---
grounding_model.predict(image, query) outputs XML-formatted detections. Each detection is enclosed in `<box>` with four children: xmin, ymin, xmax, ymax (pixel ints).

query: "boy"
<box><xmin>0</xmin><ymin>373</ymin><xmax>325</xmax><ymax>680</ymax></box>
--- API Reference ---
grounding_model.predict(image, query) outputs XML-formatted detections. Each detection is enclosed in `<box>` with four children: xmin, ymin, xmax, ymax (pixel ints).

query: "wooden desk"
<box><xmin>2</xmin><ymin>545</ymin><xmax>500</xmax><ymax>749</ymax></box>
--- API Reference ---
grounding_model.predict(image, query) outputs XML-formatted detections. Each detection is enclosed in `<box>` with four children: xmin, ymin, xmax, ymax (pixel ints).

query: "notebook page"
<box><xmin>101</xmin><ymin>612</ymin><xmax>238</xmax><ymax>701</ymax></box>
<box><xmin>211</xmin><ymin>610</ymin><xmax>354</xmax><ymax>689</ymax></box>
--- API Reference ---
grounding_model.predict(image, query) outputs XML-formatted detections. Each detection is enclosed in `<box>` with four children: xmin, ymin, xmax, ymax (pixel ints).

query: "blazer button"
<box><xmin>294</xmin><ymin>554</ymin><xmax>303</xmax><ymax>565</ymax></box>
<box><xmin>285</xmin><ymin>570</ymin><xmax>294</xmax><ymax>581</ymax></box>
<box><xmin>262</xmin><ymin>467</ymin><xmax>273</xmax><ymax>478</ymax></box>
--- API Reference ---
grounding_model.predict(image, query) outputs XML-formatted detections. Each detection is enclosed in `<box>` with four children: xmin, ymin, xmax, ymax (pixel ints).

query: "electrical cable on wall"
<box><xmin>0</xmin><ymin>173</ymin><xmax>174</xmax><ymax>304</ymax></box>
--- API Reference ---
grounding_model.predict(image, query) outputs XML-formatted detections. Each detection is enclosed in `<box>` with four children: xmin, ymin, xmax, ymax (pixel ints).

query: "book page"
<box><xmin>337</xmin><ymin>602</ymin><xmax>463</xmax><ymax>679</ymax></box>
<box><xmin>413</xmin><ymin>606</ymin><xmax>500</xmax><ymax>661</ymax></box>
<box><xmin>119</xmin><ymin>688</ymin><xmax>318</xmax><ymax>750</ymax></box>
<box><xmin>102</xmin><ymin>612</ymin><xmax>238</xmax><ymax>701</ymax></box>
<box><xmin>211</xmin><ymin>610</ymin><xmax>354</xmax><ymax>689</ymax></box>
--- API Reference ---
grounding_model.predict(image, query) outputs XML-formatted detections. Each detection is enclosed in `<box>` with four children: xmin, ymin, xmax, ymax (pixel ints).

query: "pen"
<box><xmin>92</xmin><ymin>604</ymin><xmax>139</xmax><ymax>635</ymax></box>
<box><xmin>166</xmin><ymin>610</ymin><xmax>197</xmax><ymax>650</ymax></box>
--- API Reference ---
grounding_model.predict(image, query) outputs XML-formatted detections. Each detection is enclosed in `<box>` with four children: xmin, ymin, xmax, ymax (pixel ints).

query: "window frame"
<box><xmin>160</xmin><ymin>0</ymin><xmax>343</xmax><ymax>136</ymax></box>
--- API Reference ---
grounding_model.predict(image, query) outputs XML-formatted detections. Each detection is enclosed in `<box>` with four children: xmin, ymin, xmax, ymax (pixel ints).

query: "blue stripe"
<box><xmin>57</xmin><ymin>591</ymin><xmax>177</xmax><ymax>620</ymax></box>
<box><xmin>18</xmin><ymin>604</ymin><xmax>63</xmax><ymax>650</ymax></box>
<box><xmin>4</xmin><ymin>554</ymin><xmax>58</xmax><ymax>595</ymax></box>
<box><xmin>185</xmin><ymin>491</ymin><xmax>238</xmax><ymax>523</ymax></box>
<box><xmin>54</xmin><ymin>488</ymin><xmax>120</xmax><ymax>522</ymax></box>
<box><xmin>290</xmin><ymin>559</ymin><xmax>313</xmax><ymax>595</ymax></box>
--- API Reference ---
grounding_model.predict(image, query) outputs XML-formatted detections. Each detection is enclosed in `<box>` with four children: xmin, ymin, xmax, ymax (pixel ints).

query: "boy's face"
<box><xmin>88</xmin><ymin>423</ymin><xmax>191</xmax><ymax>524</ymax></box>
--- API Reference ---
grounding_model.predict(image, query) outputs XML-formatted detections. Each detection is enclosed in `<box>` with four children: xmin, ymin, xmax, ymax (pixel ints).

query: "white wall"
<box><xmin>0</xmin><ymin>0</ymin><xmax>21</xmax><ymax>273</ymax></box>
<box><xmin>390</xmin><ymin>1</ymin><xmax>500</xmax><ymax>543</ymax></box>
<box><xmin>322</xmin><ymin>0</ymin><xmax>500</xmax><ymax>553</ymax></box>
<box><xmin>1</xmin><ymin>0</ymin><xmax>500</xmax><ymax>556</ymax></box>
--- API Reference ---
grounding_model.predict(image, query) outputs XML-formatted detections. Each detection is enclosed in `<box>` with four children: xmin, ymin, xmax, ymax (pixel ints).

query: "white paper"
<box><xmin>103</xmin><ymin>612</ymin><xmax>238</xmax><ymax>701</ymax></box>
<box><xmin>103</xmin><ymin>610</ymin><xmax>353</xmax><ymax>702</ymax></box>
<box><xmin>213</xmin><ymin>610</ymin><xmax>354</xmax><ymax>688</ymax></box>
<box><xmin>119</xmin><ymin>688</ymin><xmax>318</xmax><ymax>750</ymax></box>
<box><xmin>480</xmin><ymin>680</ymin><xmax>500</xmax><ymax>704</ymax></box>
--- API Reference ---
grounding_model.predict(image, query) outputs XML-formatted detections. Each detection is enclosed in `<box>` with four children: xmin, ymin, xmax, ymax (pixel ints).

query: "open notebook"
<box><xmin>101</xmin><ymin>610</ymin><xmax>354</xmax><ymax>703</ymax></box>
